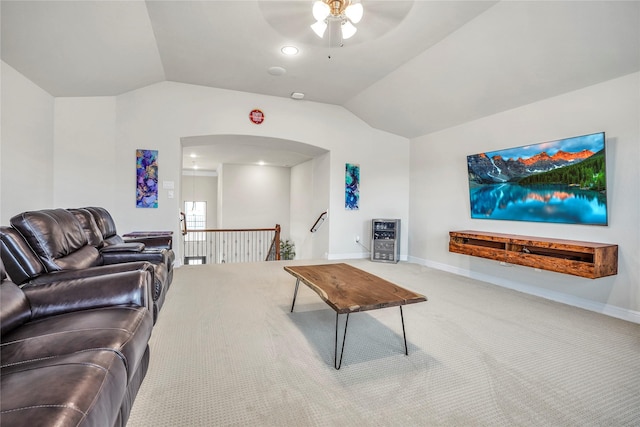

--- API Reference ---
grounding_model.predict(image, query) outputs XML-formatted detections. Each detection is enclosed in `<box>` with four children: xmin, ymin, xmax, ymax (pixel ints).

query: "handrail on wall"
<box><xmin>180</xmin><ymin>211</ymin><xmax>187</xmax><ymax>236</ymax></box>
<box><xmin>310</xmin><ymin>211</ymin><xmax>327</xmax><ymax>233</ymax></box>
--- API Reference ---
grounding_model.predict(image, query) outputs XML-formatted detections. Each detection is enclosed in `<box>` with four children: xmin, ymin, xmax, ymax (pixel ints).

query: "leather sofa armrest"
<box><xmin>122</xmin><ymin>231</ymin><xmax>172</xmax><ymax>237</ymax></box>
<box><xmin>100</xmin><ymin>242</ymin><xmax>145</xmax><ymax>253</ymax></box>
<box><xmin>123</xmin><ymin>235</ymin><xmax>172</xmax><ymax>250</ymax></box>
<box><xmin>22</xmin><ymin>264</ymin><xmax>155</xmax><ymax>319</ymax></box>
<box><xmin>27</xmin><ymin>262</ymin><xmax>152</xmax><ymax>285</ymax></box>
<box><xmin>101</xmin><ymin>250</ymin><xmax>168</xmax><ymax>266</ymax></box>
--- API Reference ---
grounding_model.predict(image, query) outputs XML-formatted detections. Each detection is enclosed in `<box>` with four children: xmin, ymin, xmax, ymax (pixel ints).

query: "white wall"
<box><xmin>290</xmin><ymin>153</ymin><xmax>331</xmax><ymax>260</ymax></box>
<box><xmin>219</xmin><ymin>164</ymin><xmax>290</xmax><ymax>235</ymax></box>
<box><xmin>1</xmin><ymin>61</ymin><xmax>54</xmax><ymax>223</ymax></box>
<box><xmin>53</xmin><ymin>97</ymin><xmax>117</xmax><ymax>208</ymax></box>
<box><xmin>409</xmin><ymin>72</ymin><xmax>640</xmax><ymax>321</ymax></box>
<box><xmin>310</xmin><ymin>153</ymin><xmax>331</xmax><ymax>259</ymax></box>
<box><xmin>290</xmin><ymin>159</ymin><xmax>314</xmax><ymax>260</ymax></box>
<box><xmin>328</xmin><ymin>129</ymin><xmax>412</xmax><ymax>260</ymax></box>
<box><xmin>111</xmin><ymin>82</ymin><xmax>409</xmax><ymax>261</ymax></box>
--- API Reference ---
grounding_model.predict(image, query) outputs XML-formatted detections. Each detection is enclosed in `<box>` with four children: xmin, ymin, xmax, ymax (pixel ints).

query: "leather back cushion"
<box><xmin>0</xmin><ymin>259</ymin><xmax>31</xmax><ymax>334</ymax></box>
<box><xmin>10</xmin><ymin>209</ymin><xmax>101</xmax><ymax>272</ymax></box>
<box><xmin>0</xmin><ymin>226</ymin><xmax>46</xmax><ymax>284</ymax></box>
<box><xmin>84</xmin><ymin>207</ymin><xmax>118</xmax><ymax>240</ymax></box>
<box><xmin>69</xmin><ymin>208</ymin><xmax>105</xmax><ymax>248</ymax></box>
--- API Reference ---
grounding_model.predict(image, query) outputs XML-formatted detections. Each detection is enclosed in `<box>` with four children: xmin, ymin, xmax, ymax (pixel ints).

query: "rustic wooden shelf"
<box><xmin>449</xmin><ymin>230</ymin><xmax>618</xmax><ymax>279</ymax></box>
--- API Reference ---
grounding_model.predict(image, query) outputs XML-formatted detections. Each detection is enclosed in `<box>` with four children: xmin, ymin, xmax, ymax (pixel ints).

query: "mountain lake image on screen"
<box><xmin>466</xmin><ymin>132</ymin><xmax>608</xmax><ymax>225</ymax></box>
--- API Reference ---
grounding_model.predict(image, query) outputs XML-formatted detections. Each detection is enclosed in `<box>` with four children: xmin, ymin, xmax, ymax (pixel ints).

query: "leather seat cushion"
<box><xmin>0</xmin><ymin>350</ymin><xmax>127</xmax><ymax>427</ymax></box>
<box><xmin>1</xmin><ymin>306</ymin><xmax>152</xmax><ymax>382</ymax></box>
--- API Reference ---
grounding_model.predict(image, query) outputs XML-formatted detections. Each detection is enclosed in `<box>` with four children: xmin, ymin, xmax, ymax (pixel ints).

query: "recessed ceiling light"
<box><xmin>291</xmin><ymin>92</ymin><xmax>305</xmax><ymax>100</ymax></box>
<box><xmin>190</xmin><ymin>153</ymin><xmax>197</xmax><ymax>158</ymax></box>
<box><xmin>258</xmin><ymin>161</ymin><xmax>266</xmax><ymax>166</ymax></box>
<box><xmin>281</xmin><ymin>46</ymin><xmax>299</xmax><ymax>55</ymax></box>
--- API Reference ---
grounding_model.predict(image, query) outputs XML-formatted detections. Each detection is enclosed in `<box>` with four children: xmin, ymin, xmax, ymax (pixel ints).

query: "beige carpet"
<box><xmin>128</xmin><ymin>259</ymin><xmax>640</xmax><ymax>426</ymax></box>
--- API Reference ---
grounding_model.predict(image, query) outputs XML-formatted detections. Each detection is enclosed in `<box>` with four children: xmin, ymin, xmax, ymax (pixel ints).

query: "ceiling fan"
<box><xmin>258</xmin><ymin>1</ymin><xmax>414</xmax><ymax>48</ymax></box>
<box><xmin>310</xmin><ymin>0</ymin><xmax>363</xmax><ymax>47</ymax></box>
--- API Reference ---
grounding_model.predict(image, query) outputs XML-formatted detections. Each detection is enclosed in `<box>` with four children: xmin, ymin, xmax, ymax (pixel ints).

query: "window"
<box><xmin>183</xmin><ymin>201</ymin><xmax>206</xmax><ymax>242</ymax></box>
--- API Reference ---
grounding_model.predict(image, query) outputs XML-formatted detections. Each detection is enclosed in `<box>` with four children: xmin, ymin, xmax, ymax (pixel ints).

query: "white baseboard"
<box><xmin>408</xmin><ymin>256</ymin><xmax>640</xmax><ymax>325</ymax></box>
<box><xmin>328</xmin><ymin>252</ymin><xmax>369</xmax><ymax>260</ymax></box>
<box><xmin>329</xmin><ymin>253</ymin><xmax>409</xmax><ymax>262</ymax></box>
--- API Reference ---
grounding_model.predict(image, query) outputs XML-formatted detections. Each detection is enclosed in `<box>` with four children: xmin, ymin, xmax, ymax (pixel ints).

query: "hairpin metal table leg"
<box><xmin>290</xmin><ymin>278</ymin><xmax>300</xmax><ymax>312</ymax></box>
<box><xmin>335</xmin><ymin>312</ymin><xmax>350</xmax><ymax>370</ymax></box>
<box><xmin>400</xmin><ymin>305</ymin><xmax>408</xmax><ymax>356</ymax></box>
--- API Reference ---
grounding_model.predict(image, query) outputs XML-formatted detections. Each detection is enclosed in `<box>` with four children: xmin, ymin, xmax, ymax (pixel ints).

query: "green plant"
<box><xmin>280</xmin><ymin>239</ymin><xmax>296</xmax><ymax>260</ymax></box>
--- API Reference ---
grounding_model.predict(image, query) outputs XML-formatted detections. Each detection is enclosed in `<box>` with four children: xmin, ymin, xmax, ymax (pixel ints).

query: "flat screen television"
<box><xmin>466</xmin><ymin>132</ymin><xmax>608</xmax><ymax>225</ymax></box>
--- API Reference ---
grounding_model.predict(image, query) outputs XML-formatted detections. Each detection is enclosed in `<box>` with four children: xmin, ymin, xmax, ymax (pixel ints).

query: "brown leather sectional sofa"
<box><xmin>1</xmin><ymin>208</ymin><xmax>173</xmax><ymax>320</ymax></box>
<box><xmin>0</xmin><ymin>257</ymin><xmax>153</xmax><ymax>427</ymax></box>
<box><xmin>0</xmin><ymin>207</ymin><xmax>175</xmax><ymax>426</ymax></box>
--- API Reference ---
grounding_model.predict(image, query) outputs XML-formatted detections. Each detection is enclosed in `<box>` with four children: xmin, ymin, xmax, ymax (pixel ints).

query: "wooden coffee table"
<box><xmin>284</xmin><ymin>263</ymin><xmax>427</xmax><ymax>369</ymax></box>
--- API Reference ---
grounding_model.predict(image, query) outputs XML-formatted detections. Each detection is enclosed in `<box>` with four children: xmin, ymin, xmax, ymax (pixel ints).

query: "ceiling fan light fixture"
<box><xmin>341</xmin><ymin>20</ymin><xmax>357</xmax><ymax>39</ymax></box>
<box><xmin>311</xmin><ymin>20</ymin><xmax>328</xmax><ymax>38</ymax></box>
<box><xmin>345</xmin><ymin>2</ymin><xmax>363</xmax><ymax>24</ymax></box>
<box><xmin>312</xmin><ymin>1</ymin><xmax>330</xmax><ymax>21</ymax></box>
<box><xmin>311</xmin><ymin>0</ymin><xmax>363</xmax><ymax>43</ymax></box>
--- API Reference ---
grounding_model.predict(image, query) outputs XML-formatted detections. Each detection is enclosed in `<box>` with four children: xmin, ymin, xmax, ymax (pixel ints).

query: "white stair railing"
<box><xmin>180</xmin><ymin>214</ymin><xmax>280</xmax><ymax>265</ymax></box>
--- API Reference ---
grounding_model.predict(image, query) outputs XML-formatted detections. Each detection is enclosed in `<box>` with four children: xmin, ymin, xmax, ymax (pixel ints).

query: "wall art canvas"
<box><xmin>136</xmin><ymin>149</ymin><xmax>158</xmax><ymax>208</ymax></box>
<box><xmin>467</xmin><ymin>132</ymin><xmax>607</xmax><ymax>225</ymax></box>
<box><xmin>345</xmin><ymin>163</ymin><xmax>360</xmax><ymax>210</ymax></box>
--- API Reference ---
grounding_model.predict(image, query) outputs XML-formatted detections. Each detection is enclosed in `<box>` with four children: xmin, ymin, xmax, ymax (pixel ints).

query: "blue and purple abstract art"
<box><xmin>345</xmin><ymin>163</ymin><xmax>360</xmax><ymax>210</ymax></box>
<box><xmin>136</xmin><ymin>149</ymin><xmax>158</xmax><ymax>208</ymax></box>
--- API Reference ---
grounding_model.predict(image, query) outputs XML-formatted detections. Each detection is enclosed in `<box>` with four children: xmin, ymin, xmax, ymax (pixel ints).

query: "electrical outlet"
<box><xmin>355</xmin><ymin>235</ymin><xmax>360</xmax><ymax>243</ymax></box>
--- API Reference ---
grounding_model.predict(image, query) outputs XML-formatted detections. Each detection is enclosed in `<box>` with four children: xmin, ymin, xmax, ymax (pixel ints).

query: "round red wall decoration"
<box><xmin>249</xmin><ymin>109</ymin><xmax>265</xmax><ymax>124</ymax></box>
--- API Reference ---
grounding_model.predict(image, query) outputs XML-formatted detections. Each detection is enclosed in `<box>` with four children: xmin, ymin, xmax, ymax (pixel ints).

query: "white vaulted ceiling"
<box><xmin>2</xmin><ymin>1</ymin><xmax>639</xmax><ymax>141</ymax></box>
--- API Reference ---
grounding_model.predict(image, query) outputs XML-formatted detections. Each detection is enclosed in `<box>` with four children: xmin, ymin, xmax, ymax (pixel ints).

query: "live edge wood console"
<box><xmin>449</xmin><ymin>230</ymin><xmax>618</xmax><ymax>279</ymax></box>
